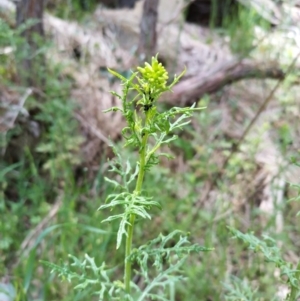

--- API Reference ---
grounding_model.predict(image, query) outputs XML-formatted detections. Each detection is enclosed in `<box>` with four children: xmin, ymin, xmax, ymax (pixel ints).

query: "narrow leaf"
<box><xmin>107</xmin><ymin>68</ymin><xmax>127</xmax><ymax>81</ymax></box>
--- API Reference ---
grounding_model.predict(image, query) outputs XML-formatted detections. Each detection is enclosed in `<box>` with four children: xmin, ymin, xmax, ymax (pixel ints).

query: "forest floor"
<box><xmin>1</xmin><ymin>1</ymin><xmax>300</xmax><ymax>300</ymax></box>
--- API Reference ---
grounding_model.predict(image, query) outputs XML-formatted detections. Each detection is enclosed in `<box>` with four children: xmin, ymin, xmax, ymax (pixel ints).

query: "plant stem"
<box><xmin>124</xmin><ymin>114</ymin><xmax>150</xmax><ymax>295</ymax></box>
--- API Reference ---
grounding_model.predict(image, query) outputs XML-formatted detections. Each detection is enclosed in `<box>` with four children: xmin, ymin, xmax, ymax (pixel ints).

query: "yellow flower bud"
<box><xmin>137</xmin><ymin>55</ymin><xmax>168</xmax><ymax>95</ymax></box>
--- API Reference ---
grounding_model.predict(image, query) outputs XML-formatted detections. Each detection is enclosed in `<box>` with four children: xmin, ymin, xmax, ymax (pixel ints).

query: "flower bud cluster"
<box><xmin>137</xmin><ymin>55</ymin><xmax>168</xmax><ymax>95</ymax></box>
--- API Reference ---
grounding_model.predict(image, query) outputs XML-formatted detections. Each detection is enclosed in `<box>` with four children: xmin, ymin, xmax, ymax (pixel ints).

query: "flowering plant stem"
<box><xmin>42</xmin><ymin>56</ymin><xmax>212</xmax><ymax>301</ymax></box>
<box><xmin>99</xmin><ymin>55</ymin><xmax>211</xmax><ymax>299</ymax></box>
<box><xmin>125</xmin><ymin>114</ymin><xmax>150</xmax><ymax>294</ymax></box>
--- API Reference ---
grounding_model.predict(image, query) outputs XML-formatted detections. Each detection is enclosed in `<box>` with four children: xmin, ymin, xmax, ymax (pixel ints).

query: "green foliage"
<box><xmin>222</xmin><ymin>4</ymin><xmax>270</xmax><ymax>55</ymax></box>
<box><xmin>223</xmin><ymin>276</ymin><xmax>260</xmax><ymax>301</ymax></box>
<box><xmin>0</xmin><ymin>18</ymin><xmax>89</xmax><ymax>300</ymax></box>
<box><xmin>43</xmin><ymin>231</ymin><xmax>212</xmax><ymax>301</ymax></box>
<box><xmin>45</xmin><ymin>55</ymin><xmax>211</xmax><ymax>300</ymax></box>
<box><xmin>290</xmin><ymin>156</ymin><xmax>300</xmax><ymax>217</ymax></box>
<box><xmin>0</xmin><ymin>19</ymin><xmax>25</xmax><ymax>81</ymax></box>
<box><xmin>0</xmin><ymin>18</ymin><xmax>48</xmax><ymax>84</ymax></box>
<box><xmin>228</xmin><ymin>228</ymin><xmax>300</xmax><ymax>300</ymax></box>
<box><xmin>42</xmin><ymin>255</ymin><xmax>120</xmax><ymax>300</ymax></box>
<box><xmin>0</xmin><ymin>163</ymin><xmax>21</xmax><ymax>257</ymax></box>
<box><xmin>224</xmin><ymin>158</ymin><xmax>300</xmax><ymax>301</ymax></box>
<box><xmin>2</xmin><ymin>6</ymin><xmax>300</xmax><ymax>301</ymax></box>
<box><xmin>129</xmin><ymin>230</ymin><xmax>213</xmax><ymax>278</ymax></box>
<box><xmin>35</xmin><ymin>95</ymin><xmax>84</xmax><ymax>178</ymax></box>
<box><xmin>48</xmin><ymin>0</ymin><xmax>99</xmax><ymax>20</ymax></box>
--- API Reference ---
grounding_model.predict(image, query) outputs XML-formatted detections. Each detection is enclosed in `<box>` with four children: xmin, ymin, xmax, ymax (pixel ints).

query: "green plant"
<box><xmin>222</xmin><ymin>4</ymin><xmax>270</xmax><ymax>56</ymax></box>
<box><xmin>48</xmin><ymin>0</ymin><xmax>98</xmax><ymax>20</ymax></box>
<box><xmin>0</xmin><ymin>18</ymin><xmax>90</xmax><ymax>300</ymax></box>
<box><xmin>0</xmin><ymin>19</ymin><xmax>27</xmax><ymax>81</ymax></box>
<box><xmin>224</xmin><ymin>157</ymin><xmax>300</xmax><ymax>301</ymax></box>
<box><xmin>227</xmin><ymin>227</ymin><xmax>300</xmax><ymax>300</ymax></box>
<box><xmin>223</xmin><ymin>276</ymin><xmax>260</xmax><ymax>301</ymax></box>
<box><xmin>43</xmin><ymin>55</ymin><xmax>213</xmax><ymax>300</ymax></box>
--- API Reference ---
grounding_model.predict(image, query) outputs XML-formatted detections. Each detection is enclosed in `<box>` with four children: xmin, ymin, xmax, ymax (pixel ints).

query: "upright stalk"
<box><xmin>124</xmin><ymin>114</ymin><xmax>150</xmax><ymax>295</ymax></box>
<box><xmin>100</xmin><ymin>55</ymin><xmax>198</xmax><ymax>300</ymax></box>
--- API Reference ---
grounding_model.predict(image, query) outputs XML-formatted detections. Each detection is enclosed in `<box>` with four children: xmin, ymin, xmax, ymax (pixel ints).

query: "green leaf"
<box><xmin>117</xmin><ymin>217</ymin><xmax>130</xmax><ymax>249</ymax></box>
<box><xmin>104</xmin><ymin>177</ymin><xmax>123</xmax><ymax>189</ymax></box>
<box><xmin>103</xmin><ymin>107</ymin><xmax>123</xmax><ymax>113</ymax></box>
<box><xmin>107</xmin><ymin>68</ymin><xmax>127</xmax><ymax>82</ymax></box>
<box><xmin>168</xmin><ymin>66</ymin><xmax>186</xmax><ymax>89</ymax></box>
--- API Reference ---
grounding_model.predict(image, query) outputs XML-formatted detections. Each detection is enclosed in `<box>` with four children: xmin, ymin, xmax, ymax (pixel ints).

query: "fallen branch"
<box><xmin>163</xmin><ymin>59</ymin><xmax>285</xmax><ymax>106</ymax></box>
